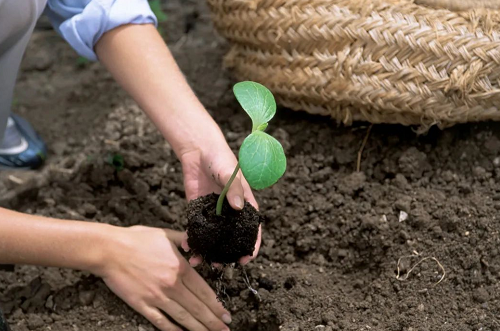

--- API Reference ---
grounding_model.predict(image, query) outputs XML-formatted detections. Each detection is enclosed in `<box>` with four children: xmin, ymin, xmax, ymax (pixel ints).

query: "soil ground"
<box><xmin>1</xmin><ymin>1</ymin><xmax>500</xmax><ymax>330</ymax></box>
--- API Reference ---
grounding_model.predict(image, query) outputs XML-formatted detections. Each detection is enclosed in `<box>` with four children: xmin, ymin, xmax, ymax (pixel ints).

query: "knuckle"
<box><xmin>145</xmin><ymin>313</ymin><xmax>167</xmax><ymax>329</ymax></box>
<box><xmin>197</xmin><ymin>288</ymin><xmax>212</xmax><ymax>302</ymax></box>
<box><xmin>176</xmin><ymin>309</ymin><xmax>190</xmax><ymax>322</ymax></box>
<box><xmin>160</xmin><ymin>265</ymin><xmax>184</xmax><ymax>287</ymax></box>
<box><xmin>160</xmin><ymin>276</ymin><xmax>178</xmax><ymax>289</ymax></box>
<box><xmin>153</xmin><ymin>317</ymin><xmax>165</xmax><ymax>326</ymax></box>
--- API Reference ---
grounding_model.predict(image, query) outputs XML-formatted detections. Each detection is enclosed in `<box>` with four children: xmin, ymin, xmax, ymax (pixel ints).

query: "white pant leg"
<box><xmin>0</xmin><ymin>0</ymin><xmax>47</xmax><ymax>144</ymax></box>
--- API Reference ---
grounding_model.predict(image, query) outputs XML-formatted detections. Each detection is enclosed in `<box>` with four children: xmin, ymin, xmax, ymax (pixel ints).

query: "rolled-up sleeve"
<box><xmin>45</xmin><ymin>0</ymin><xmax>158</xmax><ymax>61</ymax></box>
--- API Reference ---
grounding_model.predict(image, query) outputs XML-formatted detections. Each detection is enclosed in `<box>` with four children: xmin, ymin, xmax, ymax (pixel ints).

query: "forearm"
<box><xmin>0</xmin><ymin>207</ymin><xmax>112</xmax><ymax>273</ymax></box>
<box><xmin>95</xmin><ymin>24</ymin><xmax>225</xmax><ymax>158</ymax></box>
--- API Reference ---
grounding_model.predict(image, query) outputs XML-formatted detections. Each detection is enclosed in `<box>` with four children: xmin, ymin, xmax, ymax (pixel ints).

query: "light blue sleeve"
<box><xmin>45</xmin><ymin>0</ymin><xmax>158</xmax><ymax>61</ymax></box>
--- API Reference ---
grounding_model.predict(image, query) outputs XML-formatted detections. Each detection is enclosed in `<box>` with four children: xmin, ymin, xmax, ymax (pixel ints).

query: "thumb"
<box><xmin>224</xmin><ymin>173</ymin><xmax>245</xmax><ymax>210</ymax></box>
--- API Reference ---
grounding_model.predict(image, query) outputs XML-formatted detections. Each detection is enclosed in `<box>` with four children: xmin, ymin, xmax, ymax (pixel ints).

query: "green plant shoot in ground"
<box><xmin>149</xmin><ymin>0</ymin><xmax>168</xmax><ymax>36</ymax></box>
<box><xmin>216</xmin><ymin>81</ymin><xmax>287</xmax><ymax>215</ymax></box>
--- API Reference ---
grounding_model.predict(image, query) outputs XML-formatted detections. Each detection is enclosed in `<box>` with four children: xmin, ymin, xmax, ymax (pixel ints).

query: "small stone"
<box><xmin>257</xmin><ymin>288</ymin><xmax>270</xmax><ymax>301</ymax></box>
<box><xmin>417</xmin><ymin>303</ymin><xmax>425</xmax><ymax>312</ymax></box>
<box><xmin>226</xmin><ymin>131</ymin><xmax>239</xmax><ymax>141</ymax></box>
<box><xmin>223</xmin><ymin>266</ymin><xmax>234</xmax><ymax>280</ymax></box>
<box><xmin>23</xmin><ymin>48</ymin><xmax>54</xmax><ymax>71</ymax></box>
<box><xmin>81</xmin><ymin>203</ymin><xmax>97</xmax><ymax>217</ymax></box>
<box><xmin>132</xmin><ymin>179</ymin><xmax>150</xmax><ymax>195</ymax></box>
<box><xmin>284</xmin><ymin>253</ymin><xmax>296</xmax><ymax>263</ymax></box>
<box><xmin>51</xmin><ymin>142</ymin><xmax>67</xmax><ymax>156</ymax></box>
<box><xmin>399</xmin><ymin>211</ymin><xmax>409</xmax><ymax>222</ymax></box>
<box><xmin>473</xmin><ymin>166</ymin><xmax>486</xmax><ymax>178</ymax></box>
<box><xmin>78</xmin><ymin>290</ymin><xmax>96</xmax><ymax>306</ymax></box>
<box><xmin>432</xmin><ymin>225</ymin><xmax>442</xmax><ymax>234</ymax></box>
<box><xmin>394</xmin><ymin>173</ymin><xmax>408</xmax><ymax>188</ymax></box>
<box><xmin>27</xmin><ymin>314</ymin><xmax>44</xmax><ymax>330</ymax></box>
<box><xmin>337</xmin><ymin>249</ymin><xmax>348</xmax><ymax>257</ymax></box>
<box><xmin>258</xmin><ymin>277</ymin><xmax>275</xmax><ymax>291</ymax></box>
<box><xmin>441</xmin><ymin>170</ymin><xmax>455</xmax><ymax>182</ymax></box>
<box><xmin>45</xmin><ymin>296</ymin><xmax>54</xmax><ymax>310</ymax></box>
<box><xmin>473</xmin><ymin>287</ymin><xmax>489</xmax><ymax>303</ymax></box>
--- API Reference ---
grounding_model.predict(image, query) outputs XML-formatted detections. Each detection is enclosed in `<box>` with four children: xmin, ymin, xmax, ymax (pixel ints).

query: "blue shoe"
<box><xmin>0</xmin><ymin>115</ymin><xmax>47</xmax><ymax>169</ymax></box>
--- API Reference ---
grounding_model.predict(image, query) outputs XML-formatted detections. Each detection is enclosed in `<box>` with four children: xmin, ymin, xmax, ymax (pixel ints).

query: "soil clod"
<box><xmin>186</xmin><ymin>194</ymin><xmax>261</xmax><ymax>264</ymax></box>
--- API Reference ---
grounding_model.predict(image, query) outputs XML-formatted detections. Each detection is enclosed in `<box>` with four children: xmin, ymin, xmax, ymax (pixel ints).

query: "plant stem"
<box><xmin>216</xmin><ymin>163</ymin><xmax>240</xmax><ymax>216</ymax></box>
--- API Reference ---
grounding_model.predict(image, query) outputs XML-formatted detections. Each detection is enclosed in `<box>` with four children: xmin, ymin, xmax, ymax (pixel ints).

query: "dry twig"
<box><xmin>356</xmin><ymin>124</ymin><xmax>373</xmax><ymax>172</ymax></box>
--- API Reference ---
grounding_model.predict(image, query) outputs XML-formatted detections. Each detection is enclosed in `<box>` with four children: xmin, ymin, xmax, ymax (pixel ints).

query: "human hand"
<box><xmin>94</xmin><ymin>226</ymin><xmax>232</xmax><ymax>331</ymax></box>
<box><xmin>179</xmin><ymin>141</ymin><xmax>261</xmax><ymax>266</ymax></box>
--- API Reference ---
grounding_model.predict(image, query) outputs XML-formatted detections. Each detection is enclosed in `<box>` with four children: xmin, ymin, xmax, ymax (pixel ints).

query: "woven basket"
<box><xmin>206</xmin><ymin>0</ymin><xmax>500</xmax><ymax>128</ymax></box>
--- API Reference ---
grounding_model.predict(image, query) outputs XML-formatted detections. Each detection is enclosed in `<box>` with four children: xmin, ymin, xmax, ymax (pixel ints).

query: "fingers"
<box><xmin>164</xmin><ymin>229</ymin><xmax>185</xmax><ymax>247</ymax></box>
<box><xmin>189</xmin><ymin>255</ymin><xmax>203</xmax><ymax>267</ymax></box>
<box><xmin>182</xmin><ymin>267</ymin><xmax>231</xmax><ymax>324</ymax></box>
<box><xmin>139</xmin><ymin>306</ymin><xmax>181</xmax><ymax>331</ymax></box>
<box><xmin>219</xmin><ymin>170</ymin><xmax>245</xmax><ymax>210</ymax></box>
<box><xmin>158</xmin><ymin>298</ymin><xmax>209</xmax><ymax>331</ymax></box>
<box><xmin>181</xmin><ymin>233</ymin><xmax>190</xmax><ymax>252</ymax></box>
<box><xmin>174</xmin><ymin>284</ymin><xmax>230</xmax><ymax>331</ymax></box>
<box><xmin>239</xmin><ymin>224</ymin><xmax>262</xmax><ymax>265</ymax></box>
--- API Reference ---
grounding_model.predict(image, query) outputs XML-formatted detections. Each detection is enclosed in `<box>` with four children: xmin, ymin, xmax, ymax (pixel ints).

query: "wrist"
<box><xmin>159</xmin><ymin>108</ymin><xmax>227</xmax><ymax>159</ymax></box>
<box><xmin>83</xmin><ymin>223</ymin><xmax>124</xmax><ymax>276</ymax></box>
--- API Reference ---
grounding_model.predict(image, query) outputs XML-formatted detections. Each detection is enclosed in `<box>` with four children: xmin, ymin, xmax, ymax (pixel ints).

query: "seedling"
<box><xmin>76</xmin><ymin>56</ymin><xmax>89</xmax><ymax>68</ymax></box>
<box><xmin>106</xmin><ymin>153</ymin><xmax>125</xmax><ymax>172</ymax></box>
<box><xmin>149</xmin><ymin>0</ymin><xmax>168</xmax><ymax>36</ymax></box>
<box><xmin>215</xmin><ymin>81</ymin><xmax>286</xmax><ymax>215</ymax></box>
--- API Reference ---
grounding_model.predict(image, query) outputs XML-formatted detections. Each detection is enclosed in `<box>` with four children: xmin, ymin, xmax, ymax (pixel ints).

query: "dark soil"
<box><xmin>186</xmin><ymin>193</ymin><xmax>261</xmax><ymax>264</ymax></box>
<box><xmin>1</xmin><ymin>1</ymin><xmax>500</xmax><ymax>331</ymax></box>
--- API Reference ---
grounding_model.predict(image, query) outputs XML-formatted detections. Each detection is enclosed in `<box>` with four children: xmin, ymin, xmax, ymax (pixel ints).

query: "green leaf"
<box><xmin>106</xmin><ymin>153</ymin><xmax>124</xmax><ymax>172</ymax></box>
<box><xmin>76</xmin><ymin>56</ymin><xmax>89</xmax><ymax>68</ymax></box>
<box><xmin>233</xmin><ymin>81</ymin><xmax>276</xmax><ymax>132</ymax></box>
<box><xmin>256</xmin><ymin>123</ymin><xmax>268</xmax><ymax>131</ymax></box>
<box><xmin>239</xmin><ymin>131</ymin><xmax>286</xmax><ymax>190</ymax></box>
<box><xmin>149</xmin><ymin>0</ymin><xmax>168</xmax><ymax>22</ymax></box>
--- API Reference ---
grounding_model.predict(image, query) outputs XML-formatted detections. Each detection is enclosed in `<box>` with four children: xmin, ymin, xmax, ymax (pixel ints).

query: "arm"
<box><xmin>95</xmin><ymin>23</ymin><xmax>223</xmax><ymax>160</ymax></box>
<box><xmin>0</xmin><ymin>207</ymin><xmax>108</xmax><ymax>270</ymax></box>
<box><xmin>0</xmin><ymin>208</ymin><xmax>231</xmax><ymax>331</ymax></box>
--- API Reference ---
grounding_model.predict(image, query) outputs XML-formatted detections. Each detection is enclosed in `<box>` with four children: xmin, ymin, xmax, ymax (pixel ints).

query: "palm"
<box><xmin>181</xmin><ymin>149</ymin><xmax>230</xmax><ymax>201</ymax></box>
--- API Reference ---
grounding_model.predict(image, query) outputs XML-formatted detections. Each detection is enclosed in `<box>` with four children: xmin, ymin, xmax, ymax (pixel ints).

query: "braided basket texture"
<box><xmin>206</xmin><ymin>0</ymin><xmax>500</xmax><ymax>128</ymax></box>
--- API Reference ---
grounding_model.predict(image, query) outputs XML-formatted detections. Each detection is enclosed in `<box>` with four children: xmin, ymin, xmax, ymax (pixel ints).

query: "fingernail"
<box><xmin>234</xmin><ymin>196</ymin><xmax>243</xmax><ymax>209</ymax></box>
<box><xmin>222</xmin><ymin>314</ymin><xmax>232</xmax><ymax>324</ymax></box>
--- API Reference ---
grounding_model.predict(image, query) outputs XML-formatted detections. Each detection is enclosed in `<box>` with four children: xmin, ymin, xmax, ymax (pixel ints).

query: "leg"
<box><xmin>0</xmin><ymin>40</ymin><xmax>29</xmax><ymax>142</ymax></box>
<box><xmin>0</xmin><ymin>0</ymin><xmax>48</xmax><ymax>168</ymax></box>
<box><xmin>0</xmin><ymin>0</ymin><xmax>47</xmax><ymax>143</ymax></box>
